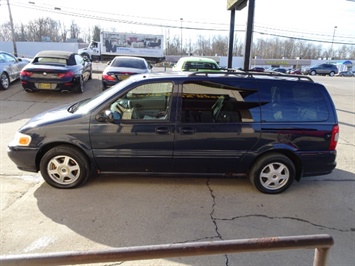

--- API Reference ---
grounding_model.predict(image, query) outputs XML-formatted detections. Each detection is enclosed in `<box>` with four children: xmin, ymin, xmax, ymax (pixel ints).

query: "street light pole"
<box><xmin>330</xmin><ymin>26</ymin><xmax>337</xmax><ymax>61</ymax></box>
<box><xmin>180</xmin><ymin>18</ymin><xmax>183</xmax><ymax>57</ymax></box>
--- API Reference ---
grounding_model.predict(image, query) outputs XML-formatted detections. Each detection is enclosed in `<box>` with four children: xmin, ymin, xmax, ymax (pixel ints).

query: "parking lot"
<box><xmin>0</xmin><ymin>68</ymin><xmax>354</xmax><ymax>265</ymax></box>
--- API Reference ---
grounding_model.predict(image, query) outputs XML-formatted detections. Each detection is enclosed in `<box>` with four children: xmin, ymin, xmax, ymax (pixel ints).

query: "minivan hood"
<box><xmin>20</xmin><ymin>103</ymin><xmax>81</xmax><ymax>131</ymax></box>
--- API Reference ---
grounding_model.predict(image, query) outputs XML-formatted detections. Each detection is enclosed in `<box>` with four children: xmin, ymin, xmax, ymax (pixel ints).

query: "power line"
<box><xmin>4</xmin><ymin>0</ymin><xmax>355</xmax><ymax>46</ymax></box>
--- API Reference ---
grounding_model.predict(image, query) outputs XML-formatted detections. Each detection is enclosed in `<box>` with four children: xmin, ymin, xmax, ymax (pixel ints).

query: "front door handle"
<box><xmin>179</xmin><ymin>127</ymin><xmax>195</xmax><ymax>135</ymax></box>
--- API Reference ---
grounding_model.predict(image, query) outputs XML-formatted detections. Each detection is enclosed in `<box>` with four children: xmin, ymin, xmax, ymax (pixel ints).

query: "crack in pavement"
<box><xmin>215</xmin><ymin>214</ymin><xmax>354</xmax><ymax>233</ymax></box>
<box><xmin>204</xmin><ymin>180</ymin><xmax>353</xmax><ymax>265</ymax></box>
<box><xmin>206</xmin><ymin>178</ymin><xmax>230</xmax><ymax>266</ymax></box>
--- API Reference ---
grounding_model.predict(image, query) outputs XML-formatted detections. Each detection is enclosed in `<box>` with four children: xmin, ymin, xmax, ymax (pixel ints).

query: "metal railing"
<box><xmin>0</xmin><ymin>234</ymin><xmax>334</xmax><ymax>266</ymax></box>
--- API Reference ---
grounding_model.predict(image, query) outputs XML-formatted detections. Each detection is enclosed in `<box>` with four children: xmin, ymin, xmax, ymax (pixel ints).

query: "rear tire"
<box><xmin>76</xmin><ymin>76</ymin><xmax>84</xmax><ymax>93</ymax></box>
<box><xmin>0</xmin><ymin>72</ymin><xmax>10</xmax><ymax>90</ymax></box>
<box><xmin>88</xmin><ymin>68</ymin><xmax>92</xmax><ymax>80</ymax></box>
<box><xmin>249</xmin><ymin>153</ymin><xmax>295</xmax><ymax>194</ymax></box>
<box><xmin>40</xmin><ymin>145</ymin><xmax>90</xmax><ymax>189</ymax></box>
<box><xmin>329</xmin><ymin>71</ymin><xmax>335</xmax><ymax>77</ymax></box>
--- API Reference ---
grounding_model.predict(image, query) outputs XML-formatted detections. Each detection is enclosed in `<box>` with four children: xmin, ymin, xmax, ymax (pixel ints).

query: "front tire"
<box><xmin>310</xmin><ymin>70</ymin><xmax>316</xmax><ymax>76</ymax></box>
<box><xmin>329</xmin><ymin>71</ymin><xmax>335</xmax><ymax>77</ymax></box>
<box><xmin>40</xmin><ymin>145</ymin><xmax>90</xmax><ymax>189</ymax></box>
<box><xmin>0</xmin><ymin>72</ymin><xmax>10</xmax><ymax>90</ymax></box>
<box><xmin>81</xmin><ymin>53</ymin><xmax>90</xmax><ymax>61</ymax></box>
<box><xmin>249</xmin><ymin>153</ymin><xmax>295</xmax><ymax>194</ymax></box>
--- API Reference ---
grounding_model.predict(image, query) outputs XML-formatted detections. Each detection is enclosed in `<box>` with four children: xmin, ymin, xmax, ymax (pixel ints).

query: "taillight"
<box><xmin>102</xmin><ymin>74</ymin><xmax>115</xmax><ymax>81</ymax></box>
<box><xmin>20</xmin><ymin>70</ymin><xmax>33</xmax><ymax>77</ymax></box>
<box><xmin>329</xmin><ymin>124</ymin><xmax>339</xmax><ymax>151</ymax></box>
<box><xmin>57</xmin><ymin>71</ymin><xmax>74</xmax><ymax>78</ymax></box>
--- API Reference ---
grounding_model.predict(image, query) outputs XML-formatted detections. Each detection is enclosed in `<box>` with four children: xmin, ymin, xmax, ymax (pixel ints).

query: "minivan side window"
<box><xmin>181</xmin><ymin>81</ymin><xmax>260</xmax><ymax>123</ymax></box>
<box><xmin>259</xmin><ymin>83</ymin><xmax>329</xmax><ymax>122</ymax></box>
<box><xmin>110</xmin><ymin>82</ymin><xmax>173</xmax><ymax>120</ymax></box>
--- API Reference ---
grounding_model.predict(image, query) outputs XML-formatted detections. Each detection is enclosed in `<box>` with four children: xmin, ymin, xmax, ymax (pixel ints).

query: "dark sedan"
<box><xmin>20</xmin><ymin>50</ymin><xmax>92</xmax><ymax>93</ymax></box>
<box><xmin>272</xmin><ymin>68</ymin><xmax>287</xmax><ymax>74</ymax></box>
<box><xmin>102</xmin><ymin>56</ymin><xmax>152</xmax><ymax>90</ymax></box>
<box><xmin>0</xmin><ymin>51</ymin><xmax>29</xmax><ymax>90</ymax></box>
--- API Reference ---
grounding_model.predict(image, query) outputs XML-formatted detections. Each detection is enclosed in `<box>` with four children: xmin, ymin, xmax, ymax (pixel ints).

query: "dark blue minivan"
<box><xmin>8</xmin><ymin>72</ymin><xmax>339</xmax><ymax>194</ymax></box>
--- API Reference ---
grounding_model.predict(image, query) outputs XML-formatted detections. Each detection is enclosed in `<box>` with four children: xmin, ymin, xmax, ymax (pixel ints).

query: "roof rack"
<box><xmin>188</xmin><ymin>70</ymin><xmax>314</xmax><ymax>82</ymax></box>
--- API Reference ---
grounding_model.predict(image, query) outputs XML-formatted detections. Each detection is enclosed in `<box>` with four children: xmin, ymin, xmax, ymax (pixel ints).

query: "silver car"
<box><xmin>0</xmin><ymin>51</ymin><xmax>30</xmax><ymax>90</ymax></box>
<box><xmin>302</xmin><ymin>63</ymin><xmax>339</xmax><ymax>76</ymax></box>
<box><xmin>101</xmin><ymin>56</ymin><xmax>152</xmax><ymax>90</ymax></box>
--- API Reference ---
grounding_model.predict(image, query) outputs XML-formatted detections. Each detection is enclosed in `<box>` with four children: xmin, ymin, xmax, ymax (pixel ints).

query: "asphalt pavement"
<box><xmin>92</xmin><ymin>61</ymin><xmax>106</xmax><ymax>73</ymax></box>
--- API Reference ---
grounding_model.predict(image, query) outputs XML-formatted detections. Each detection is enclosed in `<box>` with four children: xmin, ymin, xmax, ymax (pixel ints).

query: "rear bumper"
<box><xmin>21</xmin><ymin>78</ymin><xmax>80</xmax><ymax>92</ymax></box>
<box><xmin>298</xmin><ymin>151</ymin><xmax>336</xmax><ymax>177</ymax></box>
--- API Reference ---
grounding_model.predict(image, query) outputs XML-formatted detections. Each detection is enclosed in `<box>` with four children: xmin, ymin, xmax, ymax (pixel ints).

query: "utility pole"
<box><xmin>6</xmin><ymin>0</ymin><xmax>18</xmax><ymax>56</ymax></box>
<box><xmin>180</xmin><ymin>18</ymin><xmax>183</xmax><ymax>57</ymax></box>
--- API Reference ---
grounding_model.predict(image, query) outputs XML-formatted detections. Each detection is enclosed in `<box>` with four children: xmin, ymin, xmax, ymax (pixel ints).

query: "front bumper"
<box><xmin>7</xmin><ymin>146</ymin><xmax>39</xmax><ymax>173</ymax></box>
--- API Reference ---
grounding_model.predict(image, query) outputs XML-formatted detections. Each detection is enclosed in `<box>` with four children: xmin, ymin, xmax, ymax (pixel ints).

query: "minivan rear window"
<box><xmin>259</xmin><ymin>83</ymin><xmax>329</xmax><ymax>122</ymax></box>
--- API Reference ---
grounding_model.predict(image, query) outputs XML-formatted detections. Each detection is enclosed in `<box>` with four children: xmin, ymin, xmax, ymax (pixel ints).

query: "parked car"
<box><xmin>287</xmin><ymin>69</ymin><xmax>301</xmax><ymax>75</ymax></box>
<box><xmin>302</xmin><ymin>64</ymin><xmax>338</xmax><ymax>76</ymax></box>
<box><xmin>102</xmin><ymin>56</ymin><xmax>152</xmax><ymax>91</ymax></box>
<box><xmin>8</xmin><ymin>71</ymin><xmax>339</xmax><ymax>194</ymax></box>
<box><xmin>250</xmin><ymin>67</ymin><xmax>265</xmax><ymax>72</ymax></box>
<box><xmin>335</xmin><ymin>70</ymin><xmax>354</xmax><ymax>77</ymax></box>
<box><xmin>272</xmin><ymin>68</ymin><xmax>287</xmax><ymax>74</ymax></box>
<box><xmin>20</xmin><ymin>50</ymin><xmax>92</xmax><ymax>93</ymax></box>
<box><xmin>0</xmin><ymin>51</ymin><xmax>29</xmax><ymax>90</ymax></box>
<box><xmin>172</xmin><ymin>57</ymin><xmax>223</xmax><ymax>72</ymax></box>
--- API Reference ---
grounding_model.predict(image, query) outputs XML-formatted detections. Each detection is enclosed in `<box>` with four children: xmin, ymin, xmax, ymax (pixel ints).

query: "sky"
<box><xmin>1</xmin><ymin>0</ymin><xmax>354</xmax><ymax>49</ymax></box>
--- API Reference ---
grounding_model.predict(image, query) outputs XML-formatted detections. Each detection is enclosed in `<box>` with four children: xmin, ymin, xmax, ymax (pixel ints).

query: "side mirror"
<box><xmin>95</xmin><ymin>110</ymin><xmax>115</xmax><ymax>123</ymax></box>
<box><xmin>149</xmin><ymin>64</ymin><xmax>153</xmax><ymax>69</ymax></box>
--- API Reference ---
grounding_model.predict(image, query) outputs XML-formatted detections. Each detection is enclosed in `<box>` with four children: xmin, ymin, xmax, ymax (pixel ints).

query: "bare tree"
<box><xmin>195</xmin><ymin>35</ymin><xmax>212</xmax><ymax>56</ymax></box>
<box><xmin>233</xmin><ymin>34</ymin><xmax>244</xmax><ymax>56</ymax></box>
<box><xmin>211</xmin><ymin>35</ymin><xmax>228</xmax><ymax>56</ymax></box>
<box><xmin>337</xmin><ymin>45</ymin><xmax>350</xmax><ymax>59</ymax></box>
<box><xmin>0</xmin><ymin>22</ymin><xmax>13</xmax><ymax>41</ymax></box>
<box><xmin>24</xmin><ymin>17</ymin><xmax>61</xmax><ymax>41</ymax></box>
<box><xmin>17</xmin><ymin>23</ymin><xmax>27</xmax><ymax>41</ymax></box>
<box><xmin>93</xmin><ymin>26</ymin><xmax>101</xmax><ymax>42</ymax></box>
<box><xmin>348</xmin><ymin>46</ymin><xmax>355</xmax><ymax>59</ymax></box>
<box><xmin>69</xmin><ymin>21</ymin><xmax>80</xmax><ymax>39</ymax></box>
<box><xmin>166</xmin><ymin>35</ymin><xmax>181</xmax><ymax>55</ymax></box>
<box><xmin>58</xmin><ymin>22</ymin><xmax>68</xmax><ymax>42</ymax></box>
<box><xmin>0</xmin><ymin>15</ymin><xmax>354</xmax><ymax>59</ymax></box>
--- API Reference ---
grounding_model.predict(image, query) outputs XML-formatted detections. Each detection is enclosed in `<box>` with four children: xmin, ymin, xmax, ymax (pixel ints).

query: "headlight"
<box><xmin>9</xmin><ymin>132</ymin><xmax>32</xmax><ymax>147</ymax></box>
